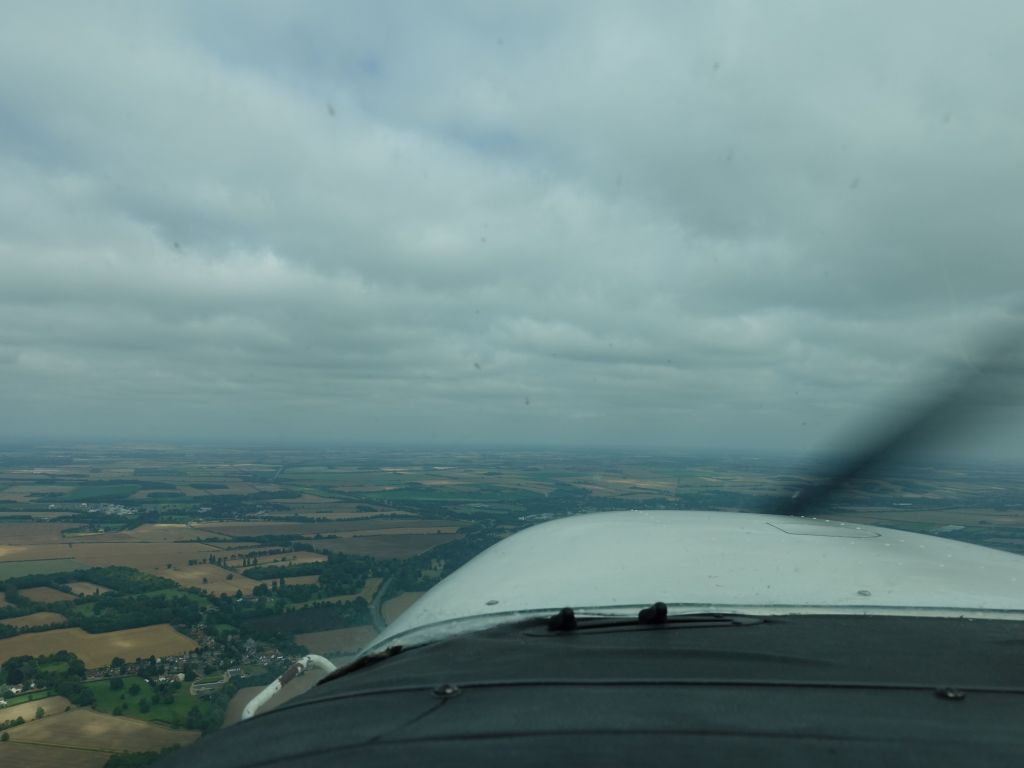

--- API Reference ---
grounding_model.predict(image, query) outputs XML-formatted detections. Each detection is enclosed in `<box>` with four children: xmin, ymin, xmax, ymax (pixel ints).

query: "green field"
<box><xmin>0</xmin><ymin>558</ymin><xmax>87</xmax><ymax>579</ymax></box>
<box><xmin>142</xmin><ymin>589</ymin><xmax>209</xmax><ymax>605</ymax></box>
<box><xmin>3</xmin><ymin>689</ymin><xmax>54</xmax><ymax>706</ymax></box>
<box><xmin>86</xmin><ymin>675</ymin><xmax>218</xmax><ymax>727</ymax></box>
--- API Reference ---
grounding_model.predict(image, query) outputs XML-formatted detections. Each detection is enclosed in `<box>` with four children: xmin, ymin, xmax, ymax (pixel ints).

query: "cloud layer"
<box><xmin>2</xmin><ymin>1</ymin><xmax>1023</xmax><ymax>452</ymax></box>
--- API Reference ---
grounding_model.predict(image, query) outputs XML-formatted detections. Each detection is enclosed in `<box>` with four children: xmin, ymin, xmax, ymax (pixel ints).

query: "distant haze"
<box><xmin>2</xmin><ymin>2</ymin><xmax>1024</xmax><ymax>456</ymax></box>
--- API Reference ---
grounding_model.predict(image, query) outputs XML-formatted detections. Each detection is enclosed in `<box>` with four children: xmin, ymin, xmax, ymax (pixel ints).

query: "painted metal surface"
<box><xmin>364</xmin><ymin>510</ymin><xmax>1024</xmax><ymax>653</ymax></box>
<box><xmin>241</xmin><ymin>654</ymin><xmax>336</xmax><ymax>720</ymax></box>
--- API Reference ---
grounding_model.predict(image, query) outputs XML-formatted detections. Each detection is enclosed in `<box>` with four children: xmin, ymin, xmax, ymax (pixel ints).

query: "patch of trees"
<box><xmin>75</xmin><ymin>566</ymin><xmax>179</xmax><ymax>594</ymax></box>
<box><xmin>63</xmin><ymin>593</ymin><xmax>202</xmax><ymax>634</ymax></box>
<box><xmin>242</xmin><ymin>562</ymin><xmax>324</xmax><ymax>580</ymax></box>
<box><xmin>389</xmin><ymin>523</ymin><xmax>506</xmax><ymax>592</ymax></box>
<box><xmin>104</xmin><ymin>746</ymin><xmax>181</xmax><ymax>768</ymax></box>
<box><xmin>318</xmin><ymin>554</ymin><xmax>386</xmax><ymax>595</ymax></box>
<box><xmin>243</xmin><ymin>599</ymin><xmax>371</xmax><ymax>635</ymax></box>
<box><xmin>4</xmin><ymin>565</ymin><xmax>177</xmax><ymax>595</ymax></box>
<box><xmin>1</xmin><ymin>651</ymin><xmax>94</xmax><ymax>705</ymax></box>
<box><xmin>0</xmin><ymin>717</ymin><xmax>26</xmax><ymax>733</ymax></box>
<box><xmin>0</xmin><ymin>619</ymin><xmax>66</xmax><ymax>637</ymax></box>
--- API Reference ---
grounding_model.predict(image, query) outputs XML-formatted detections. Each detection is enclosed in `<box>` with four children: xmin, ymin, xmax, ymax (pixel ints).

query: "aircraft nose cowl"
<box><xmin>364</xmin><ymin>510</ymin><xmax>1024</xmax><ymax>653</ymax></box>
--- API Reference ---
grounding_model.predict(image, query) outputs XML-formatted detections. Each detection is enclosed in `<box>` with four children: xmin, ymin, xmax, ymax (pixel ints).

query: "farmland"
<box><xmin>312</xmin><ymin>532</ymin><xmax>461</xmax><ymax>558</ymax></box>
<box><xmin>294</xmin><ymin>626</ymin><xmax>376</xmax><ymax>657</ymax></box>
<box><xmin>65</xmin><ymin>581</ymin><xmax>111</xmax><ymax>596</ymax></box>
<box><xmin>5</xmin><ymin>708</ymin><xmax>200</xmax><ymax>751</ymax></box>
<box><xmin>0</xmin><ymin>624</ymin><xmax>196</xmax><ymax>667</ymax></box>
<box><xmin>0</xmin><ymin>611</ymin><xmax>67</xmax><ymax>628</ymax></box>
<box><xmin>0</xmin><ymin>741</ymin><xmax>110</xmax><ymax>768</ymax></box>
<box><xmin>0</xmin><ymin>694</ymin><xmax>71</xmax><ymax>722</ymax></box>
<box><xmin>1</xmin><ymin>442</ymin><xmax>1024</xmax><ymax>756</ymax></box>
<box><xmin>162</xmin><ymin>564</ymin><xmax>262</xmax><ymax>596</ymax></box>
<box><xmin>86</xmin><ymin>674</ymin><xmax>221</xmax><ymax>728</ymax></box>
<box><xmin>19</xmin><ymin>587</ymin><xmax>75</xmax><ymax>604</ymax></box>
<box><xmin>0</xmin><ymin>559</ymin><xmax>85</xmax><ymax>579</ymax></box>
<box><xmin>382</xmin><ymin>592</ymin><xmax>425</xmax><ymax>624</ymax></box>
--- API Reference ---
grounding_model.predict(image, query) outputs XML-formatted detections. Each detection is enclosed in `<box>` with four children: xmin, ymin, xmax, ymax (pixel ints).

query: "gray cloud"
<box><xmin>2</xmin><ymin>1</ymin><xmax>1023</xmax><ymax>454</ymax></box>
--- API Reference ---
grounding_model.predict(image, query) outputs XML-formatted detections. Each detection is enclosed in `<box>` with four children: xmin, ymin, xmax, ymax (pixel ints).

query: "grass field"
<box><xmin>87</xmin><ymin>675</ymin><xmax>218</xmax><ymax>727</ymax></box>
<box><xmin>6</xmin><ymin>708</ymin><xmax>200</xmax><ymax>752</ymax></box>
<box><xmin>295</xmin><ymin>625</ymin><xmax>376</xmax><ymax>656</ymax></box>
<box><xmin>65</xmin><ymin>581</ymin><xmax>111</xmax><ymax>596</ymax></box>
<box><xmin>19</xmin><ymin>586</ymin><xmax>75</xmax><ymax>603</ymax></box>
<box><xmin>0</xmin><ymin>559</ymin><xmax>86</xmax><ymax>579</ymax></box>
<box><xmin>2</xmin><ymin>690</ymin><xmax>55</xmax><ymax>708</ymax></box>
<box><xmin>0</xmin><ymin>695</ymin><xmax>71</xmax><ymax>722</ymax></box>
<box><xmin>0</xmin><ymin>611</ymin><xmax>67</xmax><ymax>629</ymax></box>
<box><xmin>0</xmin><ymin>624</ymin><xmax>197</xmax><ymax>667</ymax></box>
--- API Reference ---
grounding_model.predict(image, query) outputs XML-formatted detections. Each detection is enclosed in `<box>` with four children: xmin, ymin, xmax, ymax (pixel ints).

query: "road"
<box><xmin>368</xmin><ymin>576</ymin><xmax>393</xmax><ymax>633</ymax></box>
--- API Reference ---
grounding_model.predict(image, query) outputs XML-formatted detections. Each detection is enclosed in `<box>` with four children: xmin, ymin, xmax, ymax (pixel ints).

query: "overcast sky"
<box><xmin>2</xmin><ymin>1</ymin><xmax>1023</xmax><ymax>453</ymax></box>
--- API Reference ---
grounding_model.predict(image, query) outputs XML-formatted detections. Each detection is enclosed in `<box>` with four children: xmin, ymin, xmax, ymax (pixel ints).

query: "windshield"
<box><xmin>2</xmin><ymin>1</ymin><xmax>1023</xmax><ymax>762</ymax></box>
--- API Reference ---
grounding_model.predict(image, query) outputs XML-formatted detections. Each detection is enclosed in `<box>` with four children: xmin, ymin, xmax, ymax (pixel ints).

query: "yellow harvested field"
<box><xmin>383</xmin><ymin>592</ymin><xmax>425</xmax><ymax>624</ymax></box>
<box><xmin>0</xmin><ymin>611</ymin><xmax>67</xmax><ymax>628</ymax></box>
<box><xmin>0</xmin><ymin>695</ymin><xmax>71</xmax><ymax>722</ymax></box>
<box><xmin>6</xmin><ymin>708</ymin><xmax>200</xmax><ymax>752</ymax></box>
<box><xmin>0</xmin><ymin>524</ymin><xmax>74</xmax><ymax>544</ymax></box>
<box><xmin>0</xmin><ymin>624</ymin><xmax>196</xmax><ymax>668</ymax></box>
<box><xmin>163</xmin><ymin>563</ymin><xmax>262</xmax><ymax>596</ymax></box>
<box><xmin>65</xmin><ymin>581</ymin><xmax>111</xmax><ymax>596</ymax></box>
<box><xmin>0</xmin><ymin>741</ymin><xmax>110</xmax><ymax>768</ymax></box>
<box><xmin>0</xmin><ymin>541</ymin><xmax>222</xmax><ymax>571</ymax></box>
<box><xmin>19</xmin><ymin>587</ymin><xmax>75</xmax><ymax>604</ymax></box>
<box><xmin>296</xmin><ymin>625</ymin><xmax>377</xmax><ymax>656</ymax></box>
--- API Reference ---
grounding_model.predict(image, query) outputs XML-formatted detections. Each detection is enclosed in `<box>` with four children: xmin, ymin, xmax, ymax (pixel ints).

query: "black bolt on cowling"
<box><xmin>638</xmin><ymin>601</ymin><xmax>669</xmax><ymax>624</ymax></box>
<box><xmin>433</xmin><ymin>683</ymin><xmax>460</xmax><ymax>698</ymax></box>
<box><xmin>547</xmin><ymin>607</ymin><xmax>577</xmax><ymax>631</ymax></box>
<box><xmin>935</xmin><ymin>688</ymin><xmax>966</xmax><ymax>701</ymax></box>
